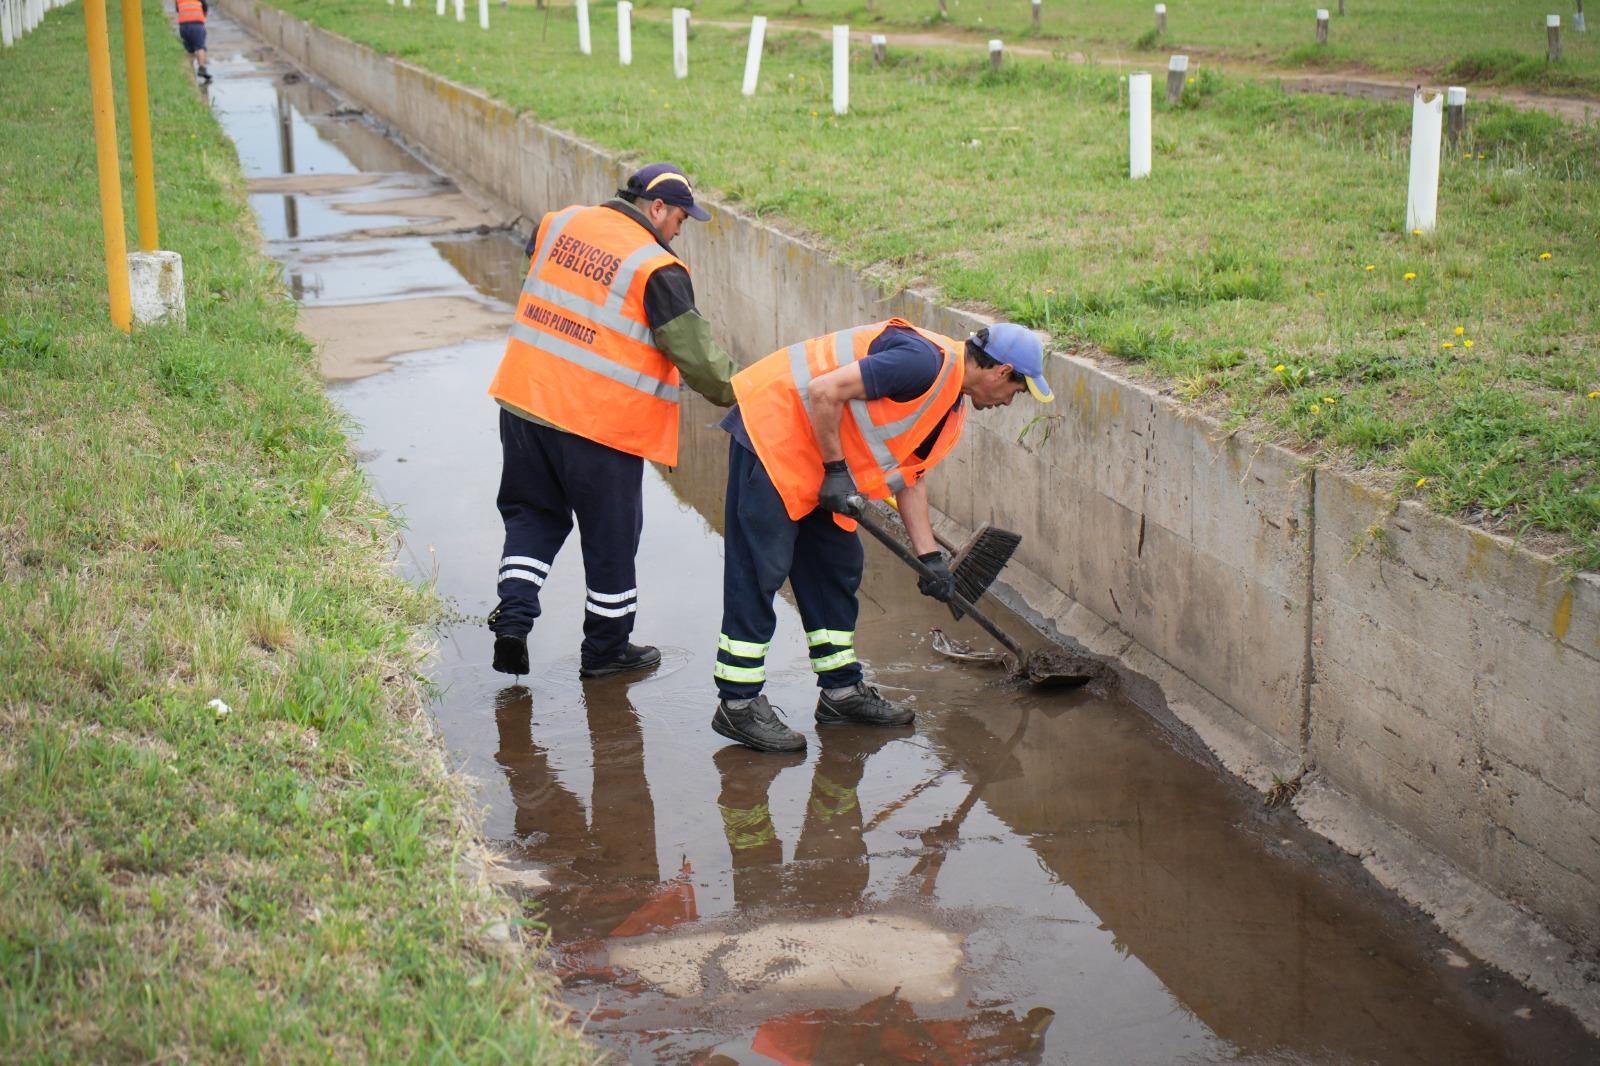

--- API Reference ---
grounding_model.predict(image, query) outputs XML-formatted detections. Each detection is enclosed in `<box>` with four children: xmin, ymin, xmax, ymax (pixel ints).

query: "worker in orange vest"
<box><xmin>487</xmin><ymin>164</ymin><xmax>737</xmax><ymax>680</ymax></box>
<box><xmin>711</xmin><ymin>320</ymin><xmax>1053</xmax><ymax>752</ymax></box>
<box><xmin>174</xmin><ymin>0</ymin><xmax>211</xmax><ymax>84</ymax></box>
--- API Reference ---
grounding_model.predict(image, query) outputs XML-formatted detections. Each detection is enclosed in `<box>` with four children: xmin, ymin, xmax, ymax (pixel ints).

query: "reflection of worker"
<box><xmin>175</xmin><ymin>0</ymin><xmax>211</xmax><ymax>84</ymax></box>
<box><xmin>711</xmin><ymin>320</ymin><xmax>1053</xmax><ymax>751</ymax></box>
<box><xmin>487</xmin><ymin>164</ymin><xmax>738</xmax><ymax>679</ymax></box>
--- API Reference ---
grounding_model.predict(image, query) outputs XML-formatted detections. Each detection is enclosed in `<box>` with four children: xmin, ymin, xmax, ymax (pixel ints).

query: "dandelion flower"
<box><xmin>1454</xmin><ymin>326</ymin><xmax>1464</xmax><ymax>335</ymax></box>
<box><xmin>1187</xmin><ymin>76</ymin><xmax>1195</xmax><ymax>84</ymax></box>
<box><xmin>1411</xmin><ymin>228</ymin><xmax>1422</xmax><ymax>236</ymax></box>
<box><xmin>1273</xmin><ymin>364</ymin><xmax>1286</xmax><ymax>373</ymax></box>
<box><xmin>1442</xmin><ymin>341</ymin><xmax>1455</xmax><ymax>349</ymax></box>
<box><xmin>1403</xmin><ymin>272</ymin><xmax>1417</xmax><ymax>281</ymax></box>
<box><xmin>1477</xmin><ymin>153</ymin><xmax>1485</xmax><ymax>160</ymax></box>
<box><xmin>1310</xmin><ymin>404</ymin><xmax>1321</xmax><ymax>414</ymax></box>
<box><xmin>1415</xmin><ymin>477</ymin><xmax>1427</xmax><ymax>488</ymax></box>
<box><xmin>1539</xmin><ymin>251</ymin><xmax>1552</xmax><ymax>260</ymax></box>
<box><xmin>1364</xmin><ymin>264</ymin><xmax>1375</xmax><ymax>271</ymax></box>
<box><xmin>1322</xmin><ymin>396</ymin><xmax>1338</xmax><ymax>404</ymax></box>
<box><xmin>1589</xmin><ymin>391</ymin><xmax>1600</xmax><ymax>400</ymax></box>
<box><xmin>1463</xmin><ymin>339</ymin><xmax>1473</xmax><ymax>348</ymax></box>
<box><xmin>1045</xmin><ymin>287</ymin><xmax>1055</xmax><ymax>294</ymax></box>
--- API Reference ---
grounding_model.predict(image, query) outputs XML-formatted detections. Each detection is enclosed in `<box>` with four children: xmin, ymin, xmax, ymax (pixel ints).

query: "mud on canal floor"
<box><xmin>201</xmin><ymin>13</ymin><xmax>1600</xmax><ymax>1063</ymax></box>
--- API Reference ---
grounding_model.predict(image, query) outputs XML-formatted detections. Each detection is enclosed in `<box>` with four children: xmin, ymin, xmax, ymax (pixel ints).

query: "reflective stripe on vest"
<box><xmin>488</xmin><ymin>205</ymin><xmax>685</xmax><ymax>464</ymax></box>
<box><xmin>176</xmin><ymin>0</ymin><xmax>204</xmax><ymax>22</ymax></box>
<box><xmin>735</xmin><ymin>318</ymin><xmax>967</xmax><ymax>523</ymax></box>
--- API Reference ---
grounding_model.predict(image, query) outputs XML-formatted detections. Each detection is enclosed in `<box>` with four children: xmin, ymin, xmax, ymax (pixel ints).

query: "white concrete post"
<box><xmin>128</xmin><ymin>251</ymin><xmax>186</xmax><ymax>327</ymax></box>
<box><xmin>617</xmin><ymin>2</ymin><xmax>632</xmax><ymax>65</ymax></box>
<box><xmin>454</xmin><ymin>0</ymin><xmax>464</xmax><ymax>23</ymax></box>
<box><xmin>1166</xmin><ymin>53</ymin><xmax>1188</xmax><ymax>103</ymax></box>
<box><xmin>1129</xmin><ymin>71</ymin><xmax>1152</xmax><ymax>179</ymax></box>
<box><xmin>1032</xmin><ymin>0</ymin><xmax>1041</xmax><ymax>29</ymax></box>
<box><xmin>576</xmin><ymin>0</ymin><xmax>590</xmax><ymax>54</ymax></box>
<box><xmin>436</xmin><ymin>0</ymin><xmax>444</xmax><ymax>17</ymax></box>
<box><xmin>833</xmin><ymin>25</ymin><xmax>849</xmax><ymax>115</ymax></box>
<box><xmin>2</xmin><ymin>0</ymin><xmax>13</xmax><ymax>48</ymax></box>
<box><xmin>1316</xmin><ymin>8</ymin><xmax>1329</xmax><ymax>44</ymax></box>
<box><xmin>988</xmin><ymin>38</ymin><xmax>1002</xmax><ymax>71</ymax></box>
<box><xmin>1154</xmin><ymin>3</ymin><xmax>1165</xmax><ymax>34</ymax></box>
<box><xmin>672</xmin><ymin>7</ymin><xmax>689</xmax><ymax>78</ymax></box>
<box><xmin>1575</xmin><ymin>0</ymin><xmax>1586</xmax><ymax>33</ymax></box>
<box><xmin>1547</xmin><ymin>14</ymin><xmax>1562</xmax><ymax>61</ymax></box>
<box><xmin>479</xmin><ymin>0</ymin><xmax>488</xmax><ymax>29</ymax></box>
<box><xmin>403</xmin><ymin>0</ymin><xmax>411</xmax><ymax>9</ymax></box>
<box><xmin>742</xmin><ymin>16</ymin><xmax>766</xmax><ymax>97</ymax></box>
<box><xmin>388</xmin><ymin>0</ymin><xmax>394</xmax><ymax>9</ymax></box>
<box><xmin>871</xmin><ymin>33</ymin><xmax>886</xmax><ymax>65</ymax></box>
<box><xmin>1446</xmin><ymin>85</ymin><xmax>1466</xmax><ymax>144</ymax></box>
<box><xmin>1406</xmin><ymin>90</ymin><xmax>1443</xmax><ymax>234</ymax></box>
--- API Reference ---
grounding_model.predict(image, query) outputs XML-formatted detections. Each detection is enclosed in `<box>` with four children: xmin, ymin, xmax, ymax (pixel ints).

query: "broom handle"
<box><xmin>848</xmin><ymin>498</ymin><xmax>1026</xmax><ymax>662</ymax></box>
<box><xmin>885</xmin><ymin>496</ymin><xmax>958</xmax><ymax>554</ymax></box>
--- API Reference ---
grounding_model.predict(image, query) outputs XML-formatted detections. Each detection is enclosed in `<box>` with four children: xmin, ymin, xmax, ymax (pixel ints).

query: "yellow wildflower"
<box><xmin>1441</xmin><ymin>341</ymin><xmax>1455</xmax><ymax>349</ymax></box>
<box><xmin>1539</xmin><ymin>251</ymin><xmax>1552</xmax><ymax>260</ymax></box>
<box><xmin>1364</xmin><ymin>264</ymin><xmax>1375</xmax><ymax>271</ymax></box>
<box><xmin>1462</xmin><ymin>339</ymin><xmax>1473</xmax><ymax>348</ymax></box>
<box><xmin>1477</xmin><ymin>152</ymin><xmax>1485</xmax><ymax>160</ymax></box>
<box><xmin>1411</xmin><ymin>228</ymin><xmax>1422</xmax><ymax>236</ymax></box>
<box><xmin>1403</xmin><ymin>272</ymin><xmax>1417</xmax><ymax>281</ymax></box>
<box><xmin>1187</xmin><ymin>76</ymin><xmax>1195</xmax><ymax>84</ymax></box>
<box><xmin>1273</xmin><ymin>364</ymin><xmax>1286</xmax><ymax>373</ymax></box>
<box><xmin>1454</xmin><ymin>326</ymin><xmax>1464</xmax><ymax>335</ymax></box>
<box><xmin>1322</xmin><ymin>396</ymin><xmax>1338</xmax><ymax>404</ymax></box>
<box><xmin>1589</xmin><ymin>391</ymin><xmax>1600</xmax><ymax>400</ymax></box>
<box><xmin>1310</xmin><ymin>404</ymin><xmax>1321</xmax><ymax>414</ymax></box>
<box><xmin>1415</xmin><ymin>477</ymin><xmax>1427</xmax><ymax>488</ymax></box>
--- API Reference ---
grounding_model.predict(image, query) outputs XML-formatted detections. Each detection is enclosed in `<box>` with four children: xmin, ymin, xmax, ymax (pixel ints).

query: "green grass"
<box><xmin>272</xmin><ymin>1</ymin><xmax>1598</xmax><ymax>566</ymax></box>
<box><xmin>665</xmin><ymin>0</ymin><xmax>1600</xmax><ymax>96</ymax></box>
<box><xmin>0</xmin><ymin>5</ymin><xmax>593</xmax><ymax>1060</ymax></box>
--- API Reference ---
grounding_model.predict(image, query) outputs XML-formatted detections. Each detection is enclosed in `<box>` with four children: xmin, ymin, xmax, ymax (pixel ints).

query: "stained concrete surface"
<box><xmin>206</xmin><ymin>13</ymin><xmax>1600</xmax><ymax>1064</ymax></box>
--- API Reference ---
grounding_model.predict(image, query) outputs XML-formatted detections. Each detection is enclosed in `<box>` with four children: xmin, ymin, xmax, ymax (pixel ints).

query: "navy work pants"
<box><xmin>715</xmin><ymin>439</ymin><xmax>865</xmax><ymax>701</ymax></box>
<box><xmin>491</xmin><ymin>409</ymin><xmax>643</xmax><ymax>665</ymax></box>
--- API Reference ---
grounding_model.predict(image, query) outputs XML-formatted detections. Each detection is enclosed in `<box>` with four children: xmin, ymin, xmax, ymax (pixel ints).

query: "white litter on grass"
<box><xmin>607</xmin><ymin>913</ymin><xmax>964</xmax><ymax>1003</ymax></box>
<box><xmin>208</xmin><ymin>698</ymin><xmax>232</xmax><ymax>721</ymax></box>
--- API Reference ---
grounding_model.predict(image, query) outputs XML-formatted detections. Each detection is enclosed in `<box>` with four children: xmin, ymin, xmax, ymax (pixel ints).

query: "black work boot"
<box><xmin>579</xmin><ymin>642</ymin><xmax>661</xmax><ymax>679</ymax></box>
<box><xmin>713</xmin><ymin>695</ymin><xmax>806</xmax><ymax>753</ymax></box>
<box><xmin>492</xmin><ymin>634</ymin><xmax>529</xmax><ymax>676</ymax></box>
<box><xmin>815</xmin><ymin>683</ymin><xmax>914</xmax><ymax>728</ymax></box>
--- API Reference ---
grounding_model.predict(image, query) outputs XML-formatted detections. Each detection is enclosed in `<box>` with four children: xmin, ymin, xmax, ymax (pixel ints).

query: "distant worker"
<box><xmin>487</xmin><ymin>163</ymin><xmax>738</xmax><ymax>680</ymax></box>
<box><xmin>175</xmin><ymin>0</ymin><xmax>211</xmax><ymax>84</ymax></box>
<box><xmin>711</xmin><ymin>319</ymin><xmax>1054</xmax><ymax>752</ymax></box>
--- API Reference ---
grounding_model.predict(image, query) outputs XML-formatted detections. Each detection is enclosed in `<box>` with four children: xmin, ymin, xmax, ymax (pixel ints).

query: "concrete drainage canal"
<box><xmin>204</xmin><ymin>14</ymin><xmax>1599</xmax><ymax>1064</ymax></box>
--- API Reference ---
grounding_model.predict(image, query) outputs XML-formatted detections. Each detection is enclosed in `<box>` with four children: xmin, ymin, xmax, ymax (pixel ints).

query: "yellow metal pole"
<box><xmin>121</xmin><ymin>0</ymin><xmax>159</xmax><ymax>252</ymax></box>
<box><xmin>83</xmin><ymin>0</ymin><xmax>132</xmax><ymax>331</ymax></box>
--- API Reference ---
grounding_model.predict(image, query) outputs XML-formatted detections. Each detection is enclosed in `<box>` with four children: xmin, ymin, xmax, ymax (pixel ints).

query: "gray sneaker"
<box><xmin>815</xmin><ymin>683</ymin><xmax>914</xmax><ymax>727</ymax></box>
<box><xmin>713</xmin><ymin>695</ymin><xmax>807</xmax><ymax>753</ymax></box>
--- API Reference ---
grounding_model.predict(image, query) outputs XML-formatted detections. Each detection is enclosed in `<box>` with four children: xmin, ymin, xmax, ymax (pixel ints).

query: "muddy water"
<box><xmin>203</xmin><ymin>13</ymin><xmax>1600</xmax><ymax>1064</ymax></box>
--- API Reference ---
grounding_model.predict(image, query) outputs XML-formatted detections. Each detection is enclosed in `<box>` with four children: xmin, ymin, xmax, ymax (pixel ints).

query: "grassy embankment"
<box><xmin>0</xmin><ymin>4</ymin><xmax>592</xmax><ymax>1060</ymax></box>
<box><xmin>667</xmin><ymin>0</ymin><xmax>1600</xmax><ymax>96</ymax></box>
<box><xmin>263</xmin><ymin>0</ymin><xmax>1599</xmax><ymax>566</ymax></box>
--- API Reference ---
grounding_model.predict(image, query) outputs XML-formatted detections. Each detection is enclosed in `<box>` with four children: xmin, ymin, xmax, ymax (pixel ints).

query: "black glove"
<box><xmin>917</xmin><ymin>551</ymin><xmax>957</xmax><ymax>603</ymax></box>
<box><xmin>818</xmin><ymin>460</ymin><xmax>859</xmax><ymax>515</ymax></box>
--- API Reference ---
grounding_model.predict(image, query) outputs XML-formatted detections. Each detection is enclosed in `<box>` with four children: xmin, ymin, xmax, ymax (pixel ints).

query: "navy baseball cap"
<box><xmin>620</xmin><ymin>163</ymin><xmax>710</xmax><ymax>221</ymax></box>
<box><xmin>973</xmin><ymin>323</ymin><xmax>1054</xmax><ymax>402</ymax></box>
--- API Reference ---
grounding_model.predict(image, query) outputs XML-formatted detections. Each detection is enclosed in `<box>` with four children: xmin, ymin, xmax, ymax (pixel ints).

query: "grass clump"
<box><xmin>0</xmin><ymin>4</ymin><xmax>593</xmax><ymax>1060</ymax></box>
<box><xmin>267</xmin><ymin>0</ymin><xmax>1597</xmax><ymax>565</ymax></box>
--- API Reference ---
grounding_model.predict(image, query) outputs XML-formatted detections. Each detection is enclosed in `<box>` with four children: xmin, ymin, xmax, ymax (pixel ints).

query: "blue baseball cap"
<box><xmin>621</xmin><ymin>162</ymin><xmax>711</xmax><ymax>221</ymax></box>
<box><xmin>973</xmin><ymin>323</ymin><xmax>1053</xmax><ymax>402</ymax></box>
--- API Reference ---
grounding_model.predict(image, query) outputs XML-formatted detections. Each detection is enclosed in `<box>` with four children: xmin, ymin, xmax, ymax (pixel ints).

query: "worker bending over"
<box><xmin>175</xmin><ymin>0</ymin><xmax>211</xmax><ymax>83</ymax></box>
<box><xmin>488</xmin><ymin>164</ymin><xmax>737</xmax><ymax>679</ymax></box>
<box><xmin>712</xmin><ymin>319</ymin><xmax>1053</xmax><ymax>752</ymax></box>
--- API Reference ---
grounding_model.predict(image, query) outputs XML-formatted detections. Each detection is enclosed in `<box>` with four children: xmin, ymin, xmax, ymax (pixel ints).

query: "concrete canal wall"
<box><xmin>234</xmin><ymin>0</ymin><xmax>1599</xmax><ymax>1022</ymax></box>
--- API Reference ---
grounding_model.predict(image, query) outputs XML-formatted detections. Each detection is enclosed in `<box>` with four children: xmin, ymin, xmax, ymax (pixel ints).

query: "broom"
<box><xmin>886</xmin><ymin>498</ymin><xmax>1022</xmax><ymax>621</ymax></box>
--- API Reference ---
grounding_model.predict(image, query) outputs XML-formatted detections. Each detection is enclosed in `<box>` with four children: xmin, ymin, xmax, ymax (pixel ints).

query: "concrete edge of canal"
<box><xmin>229</xmin><ymin>0</ymin><xmax>1600</xmax><ymax>1034</ymax></box>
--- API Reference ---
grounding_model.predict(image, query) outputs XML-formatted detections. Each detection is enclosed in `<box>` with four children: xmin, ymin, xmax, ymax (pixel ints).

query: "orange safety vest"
<box><xmin>176</xmin><ymin>0</ymin><xmax>205</xmax><ymax>23</ymax></box>
<box><xmin>732</xmin><ymin>318</ymin><xmax>967</xmax><ymax>528</ymax></box>
<box><xmin>488</xmin><ymin>205</ymin><xmax>686</xmax><ymax>465</ymax></box>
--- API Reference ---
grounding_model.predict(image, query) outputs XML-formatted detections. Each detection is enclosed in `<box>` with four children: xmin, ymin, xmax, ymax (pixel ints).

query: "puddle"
<box><xmin>206</xmin><ymin>11</ymin><xmax>1600</xmax><ymax>1064</ymax></box>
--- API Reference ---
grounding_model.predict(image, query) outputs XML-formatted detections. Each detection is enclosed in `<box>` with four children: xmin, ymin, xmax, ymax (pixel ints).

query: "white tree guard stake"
<box><xmin>833</xmin><ymin>25</ymin><xmax>849</xmax><ymax>115</ymax></box>
<box><xmin>454</xmin><ymin>0</ymin><xmax>464</xmax><ymax>22</ymax></box>
<box><xmin>388</xmin><ymin>0</ymin><xmax>394</xmax><ymax>8</ymax></box>
<box><xmin>1154</xmin><ymin>3</ymin><xmax>1165</xmax><ymax>34</ymax></box>
<box><xmin>1547</xmin><ymin>14</ymin><xmax>1562</xmax><ymax>61</ymax></box>
<box><xmin>1446</xmin><ymin>85</ymin><xmax>1466</xmax><ymax>144</ymax></box>
<box><xmin>1316</xmin><ymin>8</ymin><xmax>1329</xmax><ymax>44</ymax></box>
<box><xmin>988</xmin><ymin>38</ymin><xmax>1003</xmax><ymax>71</ymax></box>
<box><xmin>2</xmin><ymin>1</ymin><xmax>12</xmax><ymax>48</ymax></box>
<box><xmin>1129</xmin><ymin>71</ymin><xmax>1152</xmax><ymax>179</ymax></box>
<box><xmin>1575</xmin><ymin>0</ymin><xmax>1586</xmax><ymax>33</ymax></box>
<box><xmin>436</xmin><ymin>0</ymin><xmax>444</xmax><ymax>16</ymax></box>
<box><xmin>618</xmin><ymin>2</ymin><xmax>632</xmax><ymax>65</ymax></box>
<box><xmin>576</xmin><ymin>0</ymin><xmax>590</xmax><ymax>55</ymax></box>
<box><xmin>1166</xmin><ymin>53</ymin><xmax>1188</xmax><ymax>103</ymax></box>
<box><xmin>1032</xmin><ymin>0</ymin><xmax>1041</xmax><ymax>30</ymax></box>
<box><xmin>479</xmin><ymin>0</ymin><xmax>488</xmax><ymax>29</ymax></box>
<box><xmin>742</xmin><ymin>16</ymin><xmax>767</xmax><ymax>97</ymax></box>
<box><xmin>871</xmin><ymin>32</ymin><xmax>887</xmax><ymax>65</ymax></box>
<box><xmin>1406</xmin><ymin>90</ymin><xmax>1443</xmax><ymax>234</ymax></box>
<box><xmin>403</xmin><ymin>0</ymin><xmax>411</xmax><ymax>9</ymax></box>
<box><xmin>672</xmin><ymin>7</ymin><xmax>689</xmax><ymax>79</ymax></box>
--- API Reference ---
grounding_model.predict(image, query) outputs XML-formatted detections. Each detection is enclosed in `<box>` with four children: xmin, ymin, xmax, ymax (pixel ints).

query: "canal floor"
<box><xmin>203</xmin><ymin>14</ymin><xmax>1599</xmax><ymax>1064</ymax></box>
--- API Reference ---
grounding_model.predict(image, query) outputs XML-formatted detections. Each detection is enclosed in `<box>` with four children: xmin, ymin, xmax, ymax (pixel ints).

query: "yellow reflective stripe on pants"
<box><xmin>810</xmin><ymin>649</ymin><xmax>858</xmax><ymax>673</ymax></box>
<box><xmin>714</xmin><ymin>661</ymin><xmax>766</xmax><ymax>683</ymax></box>
<box><xmin>718</xmin><ymin>634</ymin><xmax>772</xmax><ymax>659</ymax></box>
<box><xmin>805</xmin><ymin>628</ymin><xmax>855</xmax><ymax>648</ymax></box>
